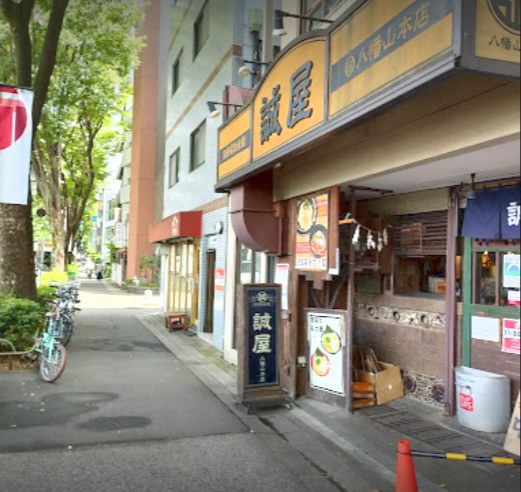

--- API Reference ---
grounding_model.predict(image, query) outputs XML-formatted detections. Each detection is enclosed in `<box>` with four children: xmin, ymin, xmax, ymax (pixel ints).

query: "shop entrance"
<box><xmin>167</xmin><ymin>240</ymin><xmax>199</xmax><ymax>327</ymax></box>
<box><xmin>204</xmin><ymin>250</ymin><xmax>216</xmax><ymax>333</ymax></box>
<box><xmin>462</xmin><ymin>238</ymin><xmax>520</xmax><ymax>401</ymax></box>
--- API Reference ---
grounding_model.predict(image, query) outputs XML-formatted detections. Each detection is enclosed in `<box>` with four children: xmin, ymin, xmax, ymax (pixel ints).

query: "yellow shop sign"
<box><xmin>329</xmin><ymin>0</ymin><xmax>454</xmax><ymax>117</ymax></box>
<box><xmin>252</xmin><ymin>36</ymin><xmax>326</xmax><ymax>161</ymax></box>
<box><xmin>217</xmin><ymin>107</ymin><xmax>252</xmax><ymax>180</ymax></box>
<box><xmin>475</xmin><ymin>0</ymin><xmax>520</xmax><ymax>64</ymax></box>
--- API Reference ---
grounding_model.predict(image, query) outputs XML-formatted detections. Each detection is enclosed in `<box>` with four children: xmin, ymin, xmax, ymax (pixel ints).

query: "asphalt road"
<box><xmin>0</xmin><ymin>280</ymin><xmax>334</xmax><ymax>492</ymax></box>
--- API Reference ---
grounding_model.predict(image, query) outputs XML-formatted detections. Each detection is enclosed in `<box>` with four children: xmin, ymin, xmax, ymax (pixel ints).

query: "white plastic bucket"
<box><xmin>455</xmin><ymin>366</ymin><xmax>510</xmax><ymax>433</ymax></box>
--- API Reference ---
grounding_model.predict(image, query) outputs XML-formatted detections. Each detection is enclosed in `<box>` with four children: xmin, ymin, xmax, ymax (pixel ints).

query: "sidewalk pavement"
<box><xmin>140</xmin><ymin>312</ymin><xmax>520</xmax><ymax>492</ymax></box>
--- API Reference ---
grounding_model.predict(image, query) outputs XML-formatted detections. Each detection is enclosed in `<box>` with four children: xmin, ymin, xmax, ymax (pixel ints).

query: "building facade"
<box><xmin>216</xmin><ymin>0</ymin><xmax>520</xmax><ymax>418</ymax></box>
<box><xmin>149</xmin><ymin>0</ymin><xmax>278</xmax><ymax>353</ymax></box>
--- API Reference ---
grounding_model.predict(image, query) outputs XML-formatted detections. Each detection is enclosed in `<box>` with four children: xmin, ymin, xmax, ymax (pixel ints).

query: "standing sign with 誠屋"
<box><xmin>238</xmin><ymin>284</ymin><xmax>290</xmax><ymax>410</ymax></box>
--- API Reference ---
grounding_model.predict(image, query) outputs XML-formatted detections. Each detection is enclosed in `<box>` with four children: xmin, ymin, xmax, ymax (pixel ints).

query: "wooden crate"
<box><xmin>164</xmin><ymin>312</ymin><xmax>190</xmax><ymax>332</ymax></box>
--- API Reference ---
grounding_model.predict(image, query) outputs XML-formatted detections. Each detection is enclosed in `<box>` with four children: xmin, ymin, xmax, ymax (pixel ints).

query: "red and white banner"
<box><xmin>0</xmin><ymin>85</ymin><xmax>33</xmax><ymax>205</ymax></box>
<box><xmin>502</xmin><ymin>318</ymin><xmax>520</xmax><ymax>355</ymax></box>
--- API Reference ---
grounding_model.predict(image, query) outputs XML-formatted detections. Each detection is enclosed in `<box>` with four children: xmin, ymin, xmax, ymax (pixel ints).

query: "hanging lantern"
<box><xmin>383</xmin><ymin>227</ymin><xmax>388</xmax><ymax>246</ymax></box>
<box><xmin>352</xmin><ymin>224</ymin><xmax>361</xmax><ymax>245</ymax></box>
<box><xmin>366</xmin><ymin>230</ymin><xmax>376</xmax><ymax>250</ymax></box>
<box><xmin>377</xmin><ymin>232</ymin><xmax>383</xmax><ymax>252</ymax></box>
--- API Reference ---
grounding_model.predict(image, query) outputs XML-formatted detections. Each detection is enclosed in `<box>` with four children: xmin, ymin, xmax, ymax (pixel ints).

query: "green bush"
<box><xmin>0</xmin><ymin>296</ymin><xmax>46</xmax><ymax>351</ymax></box>
<box><xmin>40</xmin><ymin>270</ymin><xmax>68</xmax><ymax>286</ymax></box>
<box><xmin>36</xmin><ymin>286</ymin><xmax>57</xmax><ymax>309</ymax></box>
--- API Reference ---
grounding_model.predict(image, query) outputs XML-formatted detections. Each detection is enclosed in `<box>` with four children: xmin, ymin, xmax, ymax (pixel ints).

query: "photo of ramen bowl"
<box><xmin>308</xmin><ymin>224</ymin><xmax>328</xmax><ymax>258</ymax></box>
<box><xmin>296</xmin><ymin>197</ymin><xmax>317</xmax><ymax>234</ymax></box>
<box><xmin>321</xmin><ymin>326</ymin><xmax>341</xmax><ymax>355</ymax></box>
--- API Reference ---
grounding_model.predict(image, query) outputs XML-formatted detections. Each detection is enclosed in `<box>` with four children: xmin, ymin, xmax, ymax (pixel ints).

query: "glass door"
<box><xmin>167</xmin><ymin>240</ymin><xmax>200</xmax><ymax>324</ymax></box>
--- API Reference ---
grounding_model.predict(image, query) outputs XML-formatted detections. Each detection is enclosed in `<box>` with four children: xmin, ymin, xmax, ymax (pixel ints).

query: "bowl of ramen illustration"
<box><xmin>296</xmin><ymin>197</ymin><xmax>317</xmax><ymax>234</ymax></box>
<box><xmin>321</xmin><ymin>326</ymin><xmax>341</xmax><ymax>355</ymax></box>
<box><xmin>310</xmin><ymin>348</ymin><xmax>331</xmax><ymax>377</ymax></box>
<box><xmin>308</xmin><ymin>224</ymin><xmax>328</xmax><ymax>258</ymax></box>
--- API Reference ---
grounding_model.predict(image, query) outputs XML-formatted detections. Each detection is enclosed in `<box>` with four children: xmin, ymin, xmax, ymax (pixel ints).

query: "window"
<box><xmin>190</xmin><ymin>121</ymin><xmax>206</xmax><ymax>171</ymax></box>
<box><xmin>239</xmin><ymin>244</ymin><xmax>262</xmax><ymax>284</ymax></box>
<box><xmin>168</xmin><ymin>149</ymin><xmax>180</xmax><ymax>187</ymax></box>
<box><xmin>392</xmin><ymin>211</ymin><xmax>448</xmax><ymax>298</ymax></box>
<box><xmin>122</xmin><ymin>166</ymin><xmax>131</xmax><ymax>186</ymax></box>
<box><xmin>193</xmin><ymin>2</ymin><xmax>209</xmax><ymax>59</ymax></box>
<box><xmin>171</xmin><ymin>51</ymin><xmax>182</xmax><ymax>95</ymax></box>
<box><xmin>108</xmin><ymin>199</ymin><xmax>117</xmax><ymax>221</ymax></box>
<box><xmin>473</xmin><ymin>250</ymin><xmax>520</xmax><ymax>306</ymax></box>
<box><xmin>302</xmin><ymin>0</ymin><xmax>345</xmax><ymax>32</ymax></box>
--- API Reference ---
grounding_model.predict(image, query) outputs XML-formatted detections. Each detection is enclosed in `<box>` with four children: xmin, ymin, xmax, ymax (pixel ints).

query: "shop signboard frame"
<box><xmin>461</xmin><ymin>0</ymin><xmax>521</xmax><ymax>78</ymax></box>
<box><xmin>295</xmin><ymin>192</ymin><xmax>330</xmax><ymax>273</ymax></box>
<box><xmin>215</xmin><ymin>0</ymin><xmax>519</xmax><ymax>194</ymax></box>
<box><xmin>238</xmin><ymin>284</ymin><xmax>289</xmax><ymax>410</ymax></box>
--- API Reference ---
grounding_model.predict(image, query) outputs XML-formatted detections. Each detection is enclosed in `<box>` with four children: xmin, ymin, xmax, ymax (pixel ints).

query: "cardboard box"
<box><xmin>358</xmin><ymin>362</ymin><xmax>404</xmax><ymax>405</ymax></box>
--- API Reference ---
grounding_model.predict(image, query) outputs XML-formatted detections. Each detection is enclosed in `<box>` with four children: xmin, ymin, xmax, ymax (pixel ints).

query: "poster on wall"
<box><xmin>471</xmin><ymin>316</ymin><xmax>500</xmax><ymax>342</ymax></box>
<box><xmin>295</xmin><ymin>193</ymin><xmax>329</xmax><ymax>272</ymax></box>
<box><xmin>307</xmin><ymin>311</ymin><xmax>344</xmax><ymax>395</ymax></box>
<box><xmin>503</xmin><ymin>254</ymin><xmax>520</xmax><ymax>289</ymax></box>
<box><xmin>508</xmin><ymin>290</ymin><xmax>520</xmax><ymax>306</ymax></box>
<box><xmin>502</xmin><ymin>318</ymin><xmax>520</xmax><ymax>355</ymax></box>
<box><xmin>274</xmin><ymin>263</ymin><xmax>289</xmax><ymax>310</ymax></box>
<box><xmin>215</xmin><ymin>268</ymin><xmax>225</xmax><ymax>292</ymax></box>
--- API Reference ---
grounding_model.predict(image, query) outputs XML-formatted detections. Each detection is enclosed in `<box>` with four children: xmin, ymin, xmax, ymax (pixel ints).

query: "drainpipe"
<box><xmin>262</xmin><ymin>0</ymin><xmax>273</xmax><ymax>71</ymax></box>
<box><xmin>444</xmin><ymin>186</ymin><xmax>459</xmax><ymax>416</ymax></box>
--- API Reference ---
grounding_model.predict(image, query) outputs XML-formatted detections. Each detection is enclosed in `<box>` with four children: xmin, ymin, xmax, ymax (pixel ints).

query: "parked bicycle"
<box><xmin>35</xmin><ymin>328</ymin><xmax>68</xmax><ymax>382</ymax></box>
<box><xmin>0</xmin><ymin>281</ymin><xmax>80</xmax><ymax>383</ymax></box>
<box><xmin>46</xmin><ymin>282</ymin><xmax>81</xmax><ymax>347</ymax></box>
<box><xmin>0</xmin><ymin>324</ymin><xmax>67</xmax><ymax>383</ymax></box>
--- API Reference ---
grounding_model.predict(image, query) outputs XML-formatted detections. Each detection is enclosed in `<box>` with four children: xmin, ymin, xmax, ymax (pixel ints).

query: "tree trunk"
<box><xmin>49</xmin><ymin>206</ymin><xmax>66</xmax><ymax>272</ymax></box>
<box><xmin>0</xmin><ymin>202</ymin><xmax>37</xmax><ymax>298</ymax></box>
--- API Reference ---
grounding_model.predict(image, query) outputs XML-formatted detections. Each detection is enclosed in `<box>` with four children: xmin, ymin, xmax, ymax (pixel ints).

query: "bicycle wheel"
<box><xmin>39</xmin><ymin>343</ymin><xmax>67</xmax><ymax>382</ymax></box>
<box><xmin>60</xmin><ymin>318</ymin><xmax>73</xmax><ymax>347</ymax></box>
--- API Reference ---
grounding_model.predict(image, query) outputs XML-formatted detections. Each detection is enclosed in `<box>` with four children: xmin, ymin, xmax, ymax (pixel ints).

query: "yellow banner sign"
<box><xmin>252</xmin><ymin>36</ymin><xmax>326</xmax><ymax>161</ymax></box>
<box><xmin>476</xmin><ymin>0</ymin><xmax>520</xmax><ymax>63</ymax></box>
<box><xmin>217</xmin><ymin>107</ymin><xmax>252</xmax><ymax>180</ymax></box>
<box><xmin>329</xmin><ymin>0</ymin><xmax>454</xmax><ymax>117</ymax></box>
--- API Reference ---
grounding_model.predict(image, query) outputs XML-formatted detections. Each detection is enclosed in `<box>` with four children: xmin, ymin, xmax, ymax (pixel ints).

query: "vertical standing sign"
<box><xmin>308</xmin><ymin>311</ymin><xmax>345</xmax><ymax>395</ymax></box>
<box><xmin>239</xmin><ymin>284</ymin><xmax>287</xmax><ymax>408</ymax></box>
<box><xmin>0</xmin><ymin>85</ymin><xmax>34</xmax><ymax>205</ymax></box>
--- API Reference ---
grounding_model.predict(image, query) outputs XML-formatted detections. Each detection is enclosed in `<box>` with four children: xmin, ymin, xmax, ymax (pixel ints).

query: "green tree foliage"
<box><xmin>0</xmin><ymin>0</ymin><xmax>70</xmax><ymax>299</ymax></box>
<box><xmin>139</xmin><ymin>255</ymin><xmax>161</xmax><ymax>286</ymax></box>
<box><xmin>0</xmin><ymin>0</ymin><xmax>144</xmax><ymax>293</ymax></box>
<box><xmin>30</xmin><ymin>0</ymin><xmax>143</xmax><ymax>271</ymax></box>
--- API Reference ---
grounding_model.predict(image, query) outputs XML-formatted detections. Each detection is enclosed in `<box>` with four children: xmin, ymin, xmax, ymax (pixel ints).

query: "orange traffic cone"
<box><xmin>395</xmin><ymin>440</ymin><xmax>419</xmax><ymax>492</ymax></box>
